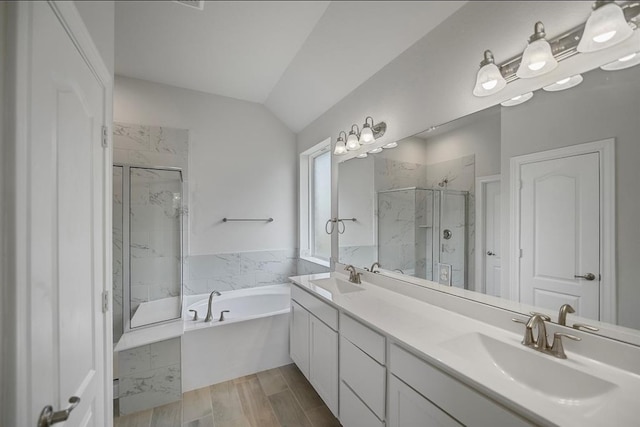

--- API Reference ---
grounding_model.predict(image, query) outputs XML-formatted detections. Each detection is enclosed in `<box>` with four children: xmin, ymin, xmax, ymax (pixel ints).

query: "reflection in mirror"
<box><xmin>338</xmin><ymin>63</ymin><xmax>640</xmax><ymax>340</ymax></box>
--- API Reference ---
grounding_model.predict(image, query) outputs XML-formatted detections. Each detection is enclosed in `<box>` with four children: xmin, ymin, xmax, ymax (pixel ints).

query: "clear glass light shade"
<box><xmin>516</xmin><ymin>39</ymin><xmax>558</xmax><ymax>78</ymax></box>
<box><xmin>334</xmin><ymin>138</ymin><xmax>347</xmax><ymax>155</ymax></box>
<box><xmin>346</xmin><ymin>132</ymin><xmax>360</xmax><ymax>151</ymax></box>
<box><xmin>601</xmin><ymin>52</ymin><xmax>640</xmax><ymax>70</ymax></box>
<box><xmin>368</xmin><ymin>147</ymin><xmax>383</xmax><ymax>154</ymax></box>
<box><xmin>543</xmin><ymin>74</ymin><xmax>584</xmax><ymax>92</ymax></box>
<box><xmin>501</xmin><ymin>92</ymin><xmax>534</xmax><ymax>107</ymax></box>
<box><xmin>578</xmin><ymin>3</ymin><xmax>633</xmax><ymax>53</ymax></box>
<box><xmin>473</xmin><ymin>63</ymin><xmax>507</xmax><ymax>97</ymax></box>
<box><xmin>359</xmin><ymin>126</ymin><xmax>375</xmax><ymax>144</ymax></box>
<box><xmin>382</xmin><ymin>142</ymin><xmax>398</xmax><ymax>149</ymax></box>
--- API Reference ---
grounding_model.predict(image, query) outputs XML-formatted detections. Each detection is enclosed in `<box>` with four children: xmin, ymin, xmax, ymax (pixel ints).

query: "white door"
<box><xmin>519</xmin><ymin>152</ymin><xmax>600</xmax><ymax>319</ymax></box>
<box><xmin>12</xmin><ymin>2</ymin><xmax>109</xmax><ymax>425</ymax></box>
<box><xmin>483</xmin><ymin>180</ymin><xmax>501</xmax><ymax>297</ymax></box>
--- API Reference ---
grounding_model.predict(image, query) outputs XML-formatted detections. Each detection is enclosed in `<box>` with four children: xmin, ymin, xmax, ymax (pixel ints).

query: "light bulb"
<box><xmin>578</xmin><ymin>2</ymin><xmax>633</xmax><ymax>53</ymax></box>
<box><xmin>601</xmin><ymin>51</ymin><xmax>640</xmax><ymax>71</ymax></box>
<box><xmin>346</xmin><ymin>131</ymin><xmax>360</xmax><ymax>151</ymax></box>
<box><xmin>359</xmin><ymin>126</ymin><xmax>375</xmax><ymax>144</ymax></box>
<box><xmin>528</xmin><ymin>60</ymin><xmax>546</xmax><ymax>71</ymax></box>
<box><xmin>368</xmin><ymin>147</ymin><xmax>383</xmax><ymax>154</ymax></box>
<box><xmin>501</xmin><ymin>92</ymin><xmax>533</xmax><ymax>107</ymax></box>
<box><xmin>516</xmin><ymin>22</ymin><xmax>557</xmax><ymax>79</ymax></box>
<box><xmin>619</xmin><ymin>53</ymin><xmax>637</xmax><ymax>62</ymax></box>
<box><xmin>382</xmin><ymin>142</ymin><xmax>398</xmax><ymax>149</ymax></box>
<box><xmin>543</xmin><ymin>74</ymin><xmax>583</xmax><ymax>92</ymax></box>
<box><xmin>473</xmin><ymin>50</ymin><xmax>507</xmax><ymax>97</ymax></box>
<box><xmin>356</xmin><ymin>153</ymin><xmax>368</xmax><ymax>159</ymax></box>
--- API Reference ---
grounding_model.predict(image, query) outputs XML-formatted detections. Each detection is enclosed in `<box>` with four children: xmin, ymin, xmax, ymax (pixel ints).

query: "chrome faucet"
<box><xmin>204</xmin><ymin>290</ymin><xmax>222</xmax><ymax>322</ymax></box>
<box><xmin>344</xmin><ymin>265</ymin><xmax>362</xmax><ymax>284</ymax></box>
<box><xmin>513</xmin><ymin>313</ymin><xmax>581</xmax><ymax>359</ymax></box>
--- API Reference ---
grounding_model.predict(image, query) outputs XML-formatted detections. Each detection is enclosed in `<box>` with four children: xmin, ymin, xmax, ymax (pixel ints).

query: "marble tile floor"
<box><xmin>115</xmin><ymin>364</ymin><xmax>342</xmax><ymax>427</ymax></box>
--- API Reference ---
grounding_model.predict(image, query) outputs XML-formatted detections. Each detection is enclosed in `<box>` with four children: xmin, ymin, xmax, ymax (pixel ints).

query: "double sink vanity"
<box><xmin>288</xmin><ymin>270</ymin><xmax>640</xmax><ymax>427</ymax></box>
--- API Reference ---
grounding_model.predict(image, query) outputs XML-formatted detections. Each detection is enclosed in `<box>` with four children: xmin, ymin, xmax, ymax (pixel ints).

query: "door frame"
<box><xmin>475</xmin><ymin>174</ymin><xmax>501</xmax><ymax>294</ymax></box>
<box><xmin>509</xmin><ymin>139</ymin><xmax>616</xmax><ymax>323</ymax></box>
<box><xmin>3</xmin><ymin>1</ymin><xmax>113</xmax><ymax>425</ymax></box>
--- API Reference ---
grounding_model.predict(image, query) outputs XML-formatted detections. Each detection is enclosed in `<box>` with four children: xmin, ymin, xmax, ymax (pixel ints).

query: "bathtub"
<box><xmin>181</xmin><ymin>284</ymin><xmax>292</xmax><ymax>392</ymax></box>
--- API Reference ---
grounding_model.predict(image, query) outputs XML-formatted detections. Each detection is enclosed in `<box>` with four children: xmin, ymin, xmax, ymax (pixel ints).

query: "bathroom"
<box><xmin>3</xmin><ymin>1</ymin><xmax>640</xmax><ymax>427</ymax></box>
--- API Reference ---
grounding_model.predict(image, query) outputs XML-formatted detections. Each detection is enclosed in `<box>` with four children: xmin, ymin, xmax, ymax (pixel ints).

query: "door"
<box><xmin>309</xmin><ymin>316</ymin><xmax>338</xmax><ymax>416</ymax></box>
<box><xmin>290</xmin><ymin>301</ymin><xmax>310</xmax><ymax>378</ymax></box>
<box><xmin>519</xmin><ymin>152</ymin><xmax>600</xmax><ymax>319</ymax></box>
<box><xmin>11</xmin><ymin>2</ymin><xmax>109</xmax><ymax>425</ymax></box>
<box><xmin>483</xmin><ymin>180</ymin><xmax>501</xmax><ymax>297</ymax></box>
<box><xmin>388</xmin><ymin>376</ymin><xmax>461</xmax><ymax>427</ymax></box>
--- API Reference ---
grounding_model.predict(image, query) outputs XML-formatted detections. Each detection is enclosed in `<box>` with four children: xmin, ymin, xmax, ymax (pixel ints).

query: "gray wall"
<box><xmin>75</xmin><ymin>0</ymin><xmax>115</xmax><ymax>76</ymax></box>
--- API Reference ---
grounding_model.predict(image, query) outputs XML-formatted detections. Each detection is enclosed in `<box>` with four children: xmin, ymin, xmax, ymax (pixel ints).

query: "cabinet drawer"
<box><xmin>340</xmin><ymin>337</ymin><xmax>385</xmax><ymax>419</ymax></box>
<box><xmin>390</xmin><ymin>344</ymin><xmax>532</xmax><ymax>427</ymax></box>
<box><xmin>291</xmin><ymin>285</ymin><xmax>338</xmax><ymax>330</ymax></box>
<box><xmin>340</xmin><ymin>381</ymin><xmax>384</xmax><ymax>427</ymax></box>
<box><xmin>340</xmin><ymin>313</ymin><xmax>385</xmax><ymax>363</ymax></box>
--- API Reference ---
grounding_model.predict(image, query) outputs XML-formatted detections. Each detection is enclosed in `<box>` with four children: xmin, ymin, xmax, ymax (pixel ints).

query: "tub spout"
<box><xmin>204</xmin><ymin>290</ymin><xmax>222</xmax><ymax>322</ymax></box>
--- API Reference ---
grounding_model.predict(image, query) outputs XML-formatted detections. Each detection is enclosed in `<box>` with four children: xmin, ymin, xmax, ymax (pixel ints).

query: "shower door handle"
<box><xmin>574</xmin><ymin>273</ymin><xmax>596</xmax><ymax>281</ymax></box>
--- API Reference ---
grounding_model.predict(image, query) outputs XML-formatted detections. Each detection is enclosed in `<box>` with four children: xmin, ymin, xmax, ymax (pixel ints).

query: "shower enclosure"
<box><xmin>377</xmin><ymin>187</ymin><xmax>468</xmax><ymax>288</ymax></box>
<box><xmin>113</xmin><ymin>164</ymin><xmax>184</xmax><ymax>342</ymax></box>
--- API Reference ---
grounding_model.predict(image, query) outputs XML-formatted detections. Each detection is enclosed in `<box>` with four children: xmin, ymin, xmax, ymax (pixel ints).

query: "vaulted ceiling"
<box><xmin>115</xmin><ymin>1</ymin><xmax>466</xmax><ymax>132</ymax></box>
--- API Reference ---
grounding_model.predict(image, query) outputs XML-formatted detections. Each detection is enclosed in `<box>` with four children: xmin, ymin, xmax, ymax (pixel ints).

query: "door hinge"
<box><xmin>102</xmin><ymin>290</ymin><xmax>110</xmax><ymax>313</ymax></box>
<box><xmin>101</xmin><ymin>125</ymin><xmax>109</xmax><ymax>148</ymax></box>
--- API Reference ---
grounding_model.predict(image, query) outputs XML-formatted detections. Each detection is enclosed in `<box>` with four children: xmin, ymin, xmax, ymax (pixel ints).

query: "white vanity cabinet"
<box><xmin>339</xmin><ymin>313</ymin><xmax>386</xmax><ymax>427</ymax></box>
<box><xmin>389</xmin><ymin>344</ymin><xmax>533</xmax><ymax>427</ymax></box>
<box><xmin>290</xmin><ymin>286</ymin><xmax>339</xmax><ymax>416</ymax></box>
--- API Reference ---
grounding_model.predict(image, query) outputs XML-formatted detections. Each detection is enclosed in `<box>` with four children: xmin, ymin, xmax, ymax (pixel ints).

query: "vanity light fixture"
<box><xmin>500</xmin><ymin>92</ymin><xmax>534</xmax><ymax>107</ymax></box>
<box><xmin>346</xmin><ymin>125</ymin><xmax>361</xmax><ymax>151</ymax></box>
<box><xmin>601</xmin><ymin>51</ymin><xmax>640</xmax><ymax>70</ymax></box>
<box><xmin>516</xmin><ymin>22</ymin><xmax>558</xmax><ymax>78</ymax></box>
<box><xmin>578</xmin><ymin>1</ymin><xmax>634</xmax><ymax>53</ymax></box>
<box><xmin>359</xmin><ymin>117</ymin><xmax>377</xmax><ymax>144</ymax></box>
<box><xmin>334</xmin><ymin>131</ymin><xmax>347</xmax><ymax>155</ymax></box>
<box><xmin>473</xmin><ymin>50</ymin><xmax>507</xmax><ymax>97</ymax></box>
<box><xmin>382</xmin><ymin>141</ymin><xmax>398</xmax><ymax>149</ymax></box>
<box><xmin>368</xmin><ymin>147</ymin><xmax>383</xmax><ymax>154</ymax></box>
<box><xmin>543</xmin><ymin>74</ymin><xmax>584</xmax><ymax>91</ymax></box>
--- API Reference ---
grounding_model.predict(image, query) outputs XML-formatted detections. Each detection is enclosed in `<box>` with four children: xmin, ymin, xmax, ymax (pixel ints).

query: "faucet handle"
<box><xmin>512</xmin><ymin>318</ymin><xmax>535</xmax><ymax>346</ymax></box>
<box><xmin>529</xmin><ymin>312</ymin><xmax>551</xmax><ymax>321</ymax></box>
<box><xmin>219</xmin><ymin>310</ymin><xmax>230</xmax><ymax>322</ymax></box>
<box><xmin>573</xmin><ymin>322</ymin><xmax>599</xmax><ymax>332</ymax></box>
<box><xmin>550</xmin><ymin>332</ymin><xmax>581</xmax><ymax>359</ymax></box>
<box><xmin>188</xmin><ymin>309</ymin><xmax>199</xmax><ymax>321</ymax></box>
<box><xmin>511</xmin><ymin>317</ymin><xmax>527</xmax><ymax>325</ymax></box>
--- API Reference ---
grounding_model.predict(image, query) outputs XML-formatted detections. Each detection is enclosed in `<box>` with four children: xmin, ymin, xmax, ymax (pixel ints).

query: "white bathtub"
<box><xmin>181</xmin><ymin>284</ymin><xmax>292</xmax><ymax>392</ymax></box>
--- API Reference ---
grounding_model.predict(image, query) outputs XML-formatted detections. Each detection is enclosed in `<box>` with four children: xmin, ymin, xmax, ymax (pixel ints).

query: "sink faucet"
<box><xmin>204</xmin><ymin>290</ymin><xmax>222</xmax><ymax>322</ymax></box>
<box><xmin>557</xmin><ymin>304</ymin><xmax>575</xmax><ymax>326</ymax></box>
<box><xmin>344</xmin><ymin>265</ymin><xmax>362</xmax><ymax>284</ymax></box>
<box><xmin>513</xmin><ymin>313</ymin><xmax>581</xmax><ymax>359</ymax></box>
<box><xmin>368</xmin><ymin>262</ymin><xmax>381</xmax><ymax>273</ymax></box>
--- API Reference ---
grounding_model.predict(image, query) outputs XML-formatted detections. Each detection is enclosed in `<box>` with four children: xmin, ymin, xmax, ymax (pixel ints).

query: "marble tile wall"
<box><xmin>113</xmin><ymin>167</ymin><xmax>124</xmax><ymax>343</ymax></box>
<box><xmin>118</xmin><ymin>337</ymin><xmax>182</xmax><ymax>415</ymax></box>
<box><xmin>185</xmin><ymin>249</ymin><xmax>329</xmax><ymax>295</ymax></box>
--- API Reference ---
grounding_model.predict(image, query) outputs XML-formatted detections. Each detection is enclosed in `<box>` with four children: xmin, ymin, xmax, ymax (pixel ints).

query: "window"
<box><xmin>300</xmin><ymin>138</ymin><xmax>332</xmax><ymax>265</ymax></box>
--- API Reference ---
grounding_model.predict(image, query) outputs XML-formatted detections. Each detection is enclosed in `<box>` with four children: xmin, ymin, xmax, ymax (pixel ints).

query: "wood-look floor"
<box><xmin>115</xmin><ymin>364</ymin><xmax>342</xmax><ymax>427</ymax></box>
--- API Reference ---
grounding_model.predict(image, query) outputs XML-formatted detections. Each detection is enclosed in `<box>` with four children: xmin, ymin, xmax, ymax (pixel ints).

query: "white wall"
<box><xmin>75</xmin><ymin>0</ymin><xmax>114</xmax><ymax>76</ymax></box>
<box><xmin>114</xmin><ymin>76</ymin><xmax>297</xmax><ymax>255</ymax></box>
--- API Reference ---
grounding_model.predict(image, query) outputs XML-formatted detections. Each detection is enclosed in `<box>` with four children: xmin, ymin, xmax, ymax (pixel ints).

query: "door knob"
<box><xmin>574</xmin><ymin>273</ymin><xmax>596</xmax><ymax>281</ymax></box>
<box><xmin>486</xmin><ymin>251</ymin><xmax>495</xmax><ymax>256</ymax></box>
<box><xmin>38</xmin><ymin>396</ymin><xmax>80</xmax><ymax>426</ymax></box>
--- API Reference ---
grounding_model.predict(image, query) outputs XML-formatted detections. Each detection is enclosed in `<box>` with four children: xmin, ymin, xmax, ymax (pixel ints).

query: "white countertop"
<box><xmin>289</xmin><ymin>272</ymin><xmax>640</xmax><ymax>427</ymax></box>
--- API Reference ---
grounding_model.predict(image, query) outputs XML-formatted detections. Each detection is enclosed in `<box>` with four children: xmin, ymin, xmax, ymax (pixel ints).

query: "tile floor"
<box><xmin>115</xmin><ymin>364</ymin><xmax>342</xmax><ymax>427</ymax></box>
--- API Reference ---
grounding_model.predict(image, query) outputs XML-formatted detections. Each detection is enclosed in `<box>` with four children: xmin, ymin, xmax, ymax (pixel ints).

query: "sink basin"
<box><xmin>310</xmin><ymin>277</ymin><xmax>364</xmax><ymax>294</ymax></box>
<box><xmin>439</xmin><ymin>333</ymin><xmax>617</xmax><ymax>402</ymax></box>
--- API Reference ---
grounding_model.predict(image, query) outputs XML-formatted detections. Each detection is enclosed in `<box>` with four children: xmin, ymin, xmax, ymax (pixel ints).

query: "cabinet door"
<box><xmin>309</xmin><ymin>316</ymin><xmax>339</xmax><ymax>416</ymax></box>
<box><xmin>290</xmin><ymin>301</ymin><xmax>310</xmax><ymax>378</ymax></box>
<box><xmin>388</xmin><ymin>376</ymin><xmax>462</xmax><ymax>427</ymax></box>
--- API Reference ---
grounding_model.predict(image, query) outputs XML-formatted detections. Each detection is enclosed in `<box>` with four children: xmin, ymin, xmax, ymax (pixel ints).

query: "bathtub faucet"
<box><xmin>204</xmin><ymin>290</ymin><xmax>222</xmax><ymax>322</ymax></box>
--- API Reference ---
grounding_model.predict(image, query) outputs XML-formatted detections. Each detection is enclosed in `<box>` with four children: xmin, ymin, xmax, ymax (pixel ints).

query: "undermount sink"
<box><xmin>310</xmin><ymin>277</ymin><xmax>364</xmax><ymax>294</ymax></box>
<box><xmin>439</xmin><ymin>332</ymin><xmax>617</xmax><ymax>403</ymax></box>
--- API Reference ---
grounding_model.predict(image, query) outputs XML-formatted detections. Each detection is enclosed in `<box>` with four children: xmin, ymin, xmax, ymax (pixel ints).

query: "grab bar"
<box><xmin>223</xmin><ymin>218</ymin><xmax>273</xmax><ymax>222</ymax></box>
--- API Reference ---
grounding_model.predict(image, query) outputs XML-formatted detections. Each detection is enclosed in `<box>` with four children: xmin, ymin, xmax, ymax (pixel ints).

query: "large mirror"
<box><xmin>338</xmin><ymin>62</ymin><xmax>640</xmax><ymax>342</ymax></box>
